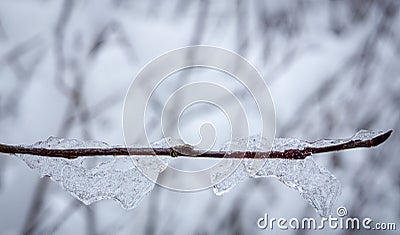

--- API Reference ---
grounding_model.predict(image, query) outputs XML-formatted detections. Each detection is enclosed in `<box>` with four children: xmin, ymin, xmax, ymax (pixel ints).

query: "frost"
<box><xmin>19</xmin><ymin>137</ymin><xmax>168</xmax><ymax>209</ymax></box>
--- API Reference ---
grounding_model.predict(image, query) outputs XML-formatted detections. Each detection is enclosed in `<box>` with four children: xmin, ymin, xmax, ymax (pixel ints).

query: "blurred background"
<box><xmin>0</xmin><ymin>0</ymin><xmax>399</xmax><ymax>234</ymax></box>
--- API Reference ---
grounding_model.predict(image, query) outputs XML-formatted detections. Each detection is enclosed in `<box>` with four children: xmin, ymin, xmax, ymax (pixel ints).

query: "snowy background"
<box><xmin>0</xmin><ymin>0</ymin><xmax>399</xmax><ymax>234</ymax></box>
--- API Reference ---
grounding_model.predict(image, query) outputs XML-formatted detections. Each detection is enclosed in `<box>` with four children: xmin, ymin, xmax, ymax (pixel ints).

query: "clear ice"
<box><xmin>17</xmin><ymin>130</ymin><xmax>383</xmax><ymax>216</ymax></box>
<box><xmin>19</xmin><ymin>137</ymin><xmax>169</xmax><ymax>209</ymax></box>
<box><xmin>211</xmin><ymin>130</ymin><xmax>382</xmax><ymax>217</ymax></box>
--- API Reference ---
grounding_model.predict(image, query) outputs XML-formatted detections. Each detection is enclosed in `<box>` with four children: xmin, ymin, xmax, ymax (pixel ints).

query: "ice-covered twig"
<box><xmin>0</xmin><ymin>130</ymin><xmax>392</xmax><ymax>216</ymax></box>
<box><xmin>0</xmin><ymin>130</ymin><xmax>392</xmax><ymax>159</ymax></box>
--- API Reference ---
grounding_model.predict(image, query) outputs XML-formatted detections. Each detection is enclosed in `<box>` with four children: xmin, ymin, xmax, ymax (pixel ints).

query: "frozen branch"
<box><xmin>0</xmin><ymin>130</ymin><xmax>392</xmax><ymax>160</ymax></box>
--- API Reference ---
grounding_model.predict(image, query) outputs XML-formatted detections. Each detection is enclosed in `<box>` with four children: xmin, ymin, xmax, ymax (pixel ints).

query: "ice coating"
<box><xmin>257</xmin><ymin>157</ymin><xmax>341</xmax><ymax>217</ymax></box>
<box><xmin>19</xmin><ymin>137</ymin><xmax>168</xmax><ymax>209</ymax></box>
<box><xmin>212</xmin><ymin>134</ymin><xmax>344</xmax><ymax>217</ymax></box>
<box><xmin>17</xmin><ymin>131</ymin><xmax>381</xmax><ymax>215</ymax></box>
<box><xmin>30</xmin><ymin>136</ymin><xmax>110</xmax><ymax>149</ymax></box>
<box><xmin>215</xmin><ymin>135</ymin><xmax>274</xmax><ymax>178</ymax></box>
<box><xmin>210</xmin><ymin>159</ymin><xmax>248</xmax><ymax>195</ymax></box>
<box><xmin>272</xmin><ymin>129</ymin><xmax>384</xmax><ymax>152</ymax></box>
<box><xmin>150</xmin><ymin>136</ymin><xmax>185</xmax><ymax>148</ymax></box>
<box><xmin>61</xmin><ymin>158</ymin><xmax>156</xmax><ymax>208</ymax></box>
<box><xmin>220</xmin><ymin>134</ymin><xmax>273</xmax><ymax>152</ymax></box>
<box><xmin>212</xmin><ymin>158</ymin><xmax>341</xmax><ymax>217</ymax></box>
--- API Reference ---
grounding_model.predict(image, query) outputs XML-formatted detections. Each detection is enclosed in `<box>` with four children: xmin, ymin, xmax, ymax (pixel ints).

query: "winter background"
<box><xmin>0</xmin><ymin>0</ymin><xmax>399</xmax><ymax>234</ymax></box>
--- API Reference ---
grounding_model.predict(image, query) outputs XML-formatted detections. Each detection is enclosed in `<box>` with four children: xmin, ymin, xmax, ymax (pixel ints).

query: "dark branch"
<box><xmin>0</xmin><ymin>130</ymin><xmax>392</xmax><ymax>160</ymax></box>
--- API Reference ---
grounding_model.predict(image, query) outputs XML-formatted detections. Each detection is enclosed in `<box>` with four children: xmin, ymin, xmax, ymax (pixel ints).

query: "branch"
<box><xmin>0</xmin><ymin>130</ymin><xmax>392</xmax><ymax>160</ymax></box>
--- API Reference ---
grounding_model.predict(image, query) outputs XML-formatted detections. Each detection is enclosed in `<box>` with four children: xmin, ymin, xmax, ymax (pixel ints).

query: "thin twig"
<box><xmin>0</xmin><ymin>130</ymin><xmax>392</xmax><ymax>160</ymax></box>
